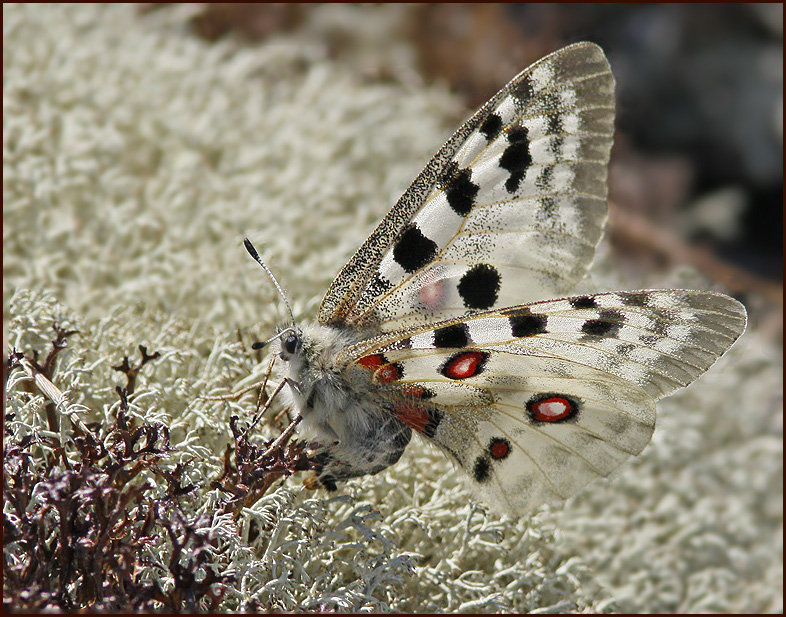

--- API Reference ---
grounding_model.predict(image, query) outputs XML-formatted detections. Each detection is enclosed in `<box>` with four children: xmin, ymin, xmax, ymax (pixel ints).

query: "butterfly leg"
<box><xmin>309</xmin><ymin>412</ymin><xmax>412</xmax><ymax>491</ymax></box>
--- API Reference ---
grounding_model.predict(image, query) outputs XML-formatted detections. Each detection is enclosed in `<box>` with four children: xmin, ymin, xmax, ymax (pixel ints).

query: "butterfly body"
<box><xmin>258</xmin><ymin>43</ymin><xmax>747</xmax><ymax>515</ymax></box>
<box><xmin>279</xmin><ymin>323</ymin><xmax>414</xmax><ymax>490</ymax></box>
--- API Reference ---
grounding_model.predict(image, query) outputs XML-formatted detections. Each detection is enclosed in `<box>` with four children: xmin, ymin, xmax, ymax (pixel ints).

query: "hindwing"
<box><xmin>343</xmin><ymin>290</ymin><xmax>746</xmax><ymax>514</ymax></box>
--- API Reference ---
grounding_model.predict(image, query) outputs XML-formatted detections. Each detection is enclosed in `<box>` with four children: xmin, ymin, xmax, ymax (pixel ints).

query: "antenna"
<box><xmin>243</xmin><ymin>238</ymin><xmax>296</xmax><ymax>326</ymax></box>
<box><xmin>251</xmin><ymin>327</ymin><xmax>295</xmax><ymax>351</ymax></box>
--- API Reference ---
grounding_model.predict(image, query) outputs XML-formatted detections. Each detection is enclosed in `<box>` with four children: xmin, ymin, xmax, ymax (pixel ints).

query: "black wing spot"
<box><xmin>499</xmin><ymin>125</ymin><xmax>532</xmax><ymax>193</ymax></box>
<box><xmin>434</xmin><ymin>323</ymin><xmax>470</xmax><ymax>348</ymax></box>
<box><xmin>473</xmin><ymin>455</ymin><xmax>491</xmax><ymax>484</ymax></box>
<box><xmin>479</xmin><ymin>113</ymin><xmax>503</xmax><ymax>141</ymax></box>
<box><xmin>458</xmin><ymin>264</ymin><xmax>501</xmax><ymax>309</ymax></box>
<box><xmin>445</xmin><ymin>168</ymin><xmax>479</xmax><ymax>216</ymax></box>
<box><xmin>393</xmin><ymin>224</ymin><xmax>438</xmax><ymax>273</ymax></box>
<box><xmin>507</xmin><ymin>126</ymin><xmax>529</xmax><ymax>143</ymax></box>
<box><xmin>581</xmin><ymin>319</ymin><xmax>618</xmax><ymax>337</ymax></box>
<box><xmin>510</xmin><ymin>75</ymin><xmax>533</xmax><ymax>102</ymax></box>
<box><xmin>581</xmin><ymin>309</ymin><xmax>623</xmax><ymax>337</ymax></box>
<box><xmin>509</xmin><ymin>313</ymin><xmax>547</xmax><ymax>337</ymax></box>
<box><xmin>570</xmin><ymin>296</ymin><xmax>598</xmax><ymax>309</ymax></box>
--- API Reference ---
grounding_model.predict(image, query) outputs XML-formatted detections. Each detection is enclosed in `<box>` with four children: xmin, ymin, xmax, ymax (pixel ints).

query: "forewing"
<box><xmin>345</xmin><ymin>290</ymin><xmax>746</xmax><ymax>514</ymax></box>
<box><xmin>319</xmin><ymin>42</ymin><xmax>615</xmax><ymax>331</ymax></box>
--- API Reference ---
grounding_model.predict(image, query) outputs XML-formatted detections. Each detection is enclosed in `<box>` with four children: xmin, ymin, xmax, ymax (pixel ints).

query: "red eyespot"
<box><xmin>394</xmin><ymin>401</ymin><xmax>430</xmax><ymax>433</ymax></box>
<box><xmin>529</xmin><ymin>396</ymin><xmax>576</xmax><ymax>422</ymax></box>
<box><xmin>375</xmin><ymin>363</ymin><xmax>402</xmax><ymax>383</ymax></box>
<box><xmin>489</xmin><ymin>438</ymin><xmax>510</xmax><ymax>460</ymax></box>
<box><xmin>400</xmin><ymin>384</ymin><xmax>429</xmax><ymax>399</ymax></box>
<box><xmin>417</xmin><ymin>279</ymin><xmax>446</xmax><ymax>310</ymax></box>
<box><xmin>358</xmin><ymin>354</ymin><xmax>385</xmax><ymax>369</ymax></box>
<box><xmin>441</xmin><ymin>351</ymin><xmax>487</xmax><ymax>380</ymax></box>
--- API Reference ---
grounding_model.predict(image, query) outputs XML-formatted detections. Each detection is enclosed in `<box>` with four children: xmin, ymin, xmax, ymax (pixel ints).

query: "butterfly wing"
<box><xmin>341</xmin><ymin>290</ymin><xmax>747</xmax><ymax>514</ymax></box>
<box><xmin>319</xmin><ymin>42</ymin><xmax>615</xmax><ymax>332</ymax></box>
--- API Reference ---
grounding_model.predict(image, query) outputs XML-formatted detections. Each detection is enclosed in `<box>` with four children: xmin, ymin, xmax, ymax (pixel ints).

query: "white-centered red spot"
<box><xmin>531</xmin><ymin>396</ymin><xmax>574</xmax><ymax>422</ymax></box>
<box><xmin>443</xmin><ymin>351</ymin><xmax>485</xmax><ymax>380</ymax></box>
<box><xmin>394</xmin><ymin>401</ymin><xmax>430</xmax><ymax>432</ymax></box>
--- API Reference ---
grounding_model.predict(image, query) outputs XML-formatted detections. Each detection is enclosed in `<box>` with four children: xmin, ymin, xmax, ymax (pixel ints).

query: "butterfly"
<box><xmin>245</xmin><ymin>42</ymin><xmax>747</xmax><ymax>516</ymax></box>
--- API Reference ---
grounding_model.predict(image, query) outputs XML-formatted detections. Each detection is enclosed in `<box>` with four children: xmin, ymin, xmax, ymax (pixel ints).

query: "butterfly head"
<box><xmin>277</xmin><ymin>326</ymin><xmax>304</xmax><ymax>362</ymax></box>
<box><xmin>249</xmin><ymin>324</ymin><xmax>301</xmax><ymax>353</ymax></box>
<box><xmin>243</xmin><ymin>236</ymin><xmax>307</xmax><ymax>359</ymax></box>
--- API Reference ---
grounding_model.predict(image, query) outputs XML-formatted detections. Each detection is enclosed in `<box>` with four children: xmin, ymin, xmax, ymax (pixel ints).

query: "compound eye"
<box><xmin>281</xmin><ymin>333</ymin><xmax>299</xmax><ymax>355</ymax></box>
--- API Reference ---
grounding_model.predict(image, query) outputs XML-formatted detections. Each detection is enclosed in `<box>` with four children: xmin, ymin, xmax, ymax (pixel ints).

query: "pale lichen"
<box><xmin>4</xmin><ymin>4</ymin><xmax>781</xmax><ymax>613</ymax></box>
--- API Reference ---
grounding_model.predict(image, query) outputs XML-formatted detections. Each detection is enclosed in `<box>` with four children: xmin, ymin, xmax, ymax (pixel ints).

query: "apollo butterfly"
<box><xmin>246</xmin><ymin>42</ymin><xmax>746</xmax><ymax>515</ymax></box>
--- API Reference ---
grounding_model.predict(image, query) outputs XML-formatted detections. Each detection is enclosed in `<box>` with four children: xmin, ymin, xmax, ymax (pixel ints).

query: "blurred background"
<box><xmin>143</xmin><ymin>3</ymin><xmax>782</xmax><ymax>332</ymax></box>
